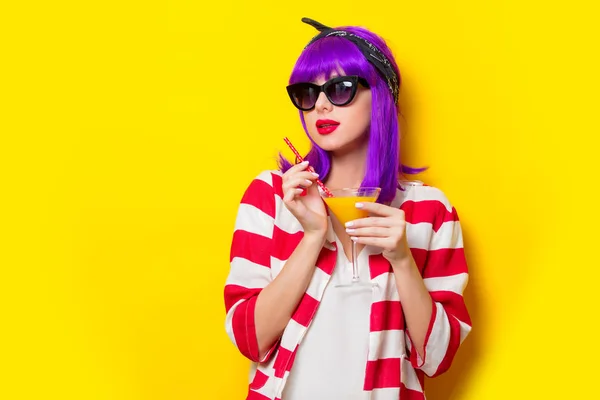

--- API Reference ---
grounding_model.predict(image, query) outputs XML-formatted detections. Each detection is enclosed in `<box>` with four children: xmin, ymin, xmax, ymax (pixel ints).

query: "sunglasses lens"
<box><xmin>288</xmin><ymin>77</ymin><xmax>362</xmax><ymax>110</ymax></box>
<box><xmin>290</xmin><ymin>84</ymin><xmax>318</xmax><ymax>110</ymax></box>
<box><xmin>326</xmin><ymin>80</ymin><xmax>355</xmax><ymax>105</ymax></box>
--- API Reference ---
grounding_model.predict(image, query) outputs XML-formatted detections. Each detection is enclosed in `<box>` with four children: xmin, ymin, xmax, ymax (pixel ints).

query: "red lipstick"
<box><xmin>316</xmin><ymin>119</ymin><xmax>340</xmax><ymax>135</ymax></box>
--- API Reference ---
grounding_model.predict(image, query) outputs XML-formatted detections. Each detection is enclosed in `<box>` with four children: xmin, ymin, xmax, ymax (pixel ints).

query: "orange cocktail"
<box><xmin>323</xmin><ymin>196</ymin><xmax>378</xmax><ymax>225</ymax></box>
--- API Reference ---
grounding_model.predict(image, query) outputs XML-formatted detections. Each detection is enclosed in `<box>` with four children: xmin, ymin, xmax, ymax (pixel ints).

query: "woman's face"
<box><xmin>302</xmin><ymin>71</ymin><xmax>372</xmax><ymax>155</ymax></box>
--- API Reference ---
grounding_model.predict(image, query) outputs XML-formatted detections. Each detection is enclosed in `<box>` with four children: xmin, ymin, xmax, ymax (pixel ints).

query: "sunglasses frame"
<box><xmin>286</xmin><ymin>75</ymin><xmax>370</xmax><ymax>111</ymax></box>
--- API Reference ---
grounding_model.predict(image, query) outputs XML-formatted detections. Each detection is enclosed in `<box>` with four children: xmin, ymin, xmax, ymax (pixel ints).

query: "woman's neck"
<box><xmin>325</xmin><ymin>144</ymin><xmax>368</xmax><ymax>189</ymax></box>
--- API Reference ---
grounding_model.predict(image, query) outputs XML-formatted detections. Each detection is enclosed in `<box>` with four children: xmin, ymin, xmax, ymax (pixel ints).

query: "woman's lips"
<box><xmin>316</xmin><ymin>119</ymin><xmax>340</xmax><ymax>135</ymax></box>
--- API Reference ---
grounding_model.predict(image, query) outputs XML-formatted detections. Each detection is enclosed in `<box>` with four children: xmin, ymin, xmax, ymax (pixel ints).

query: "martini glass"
<box><xmin>321</xmin><ymin>187</ymin><xmax>381</xmax><ymax>286</ymax></box>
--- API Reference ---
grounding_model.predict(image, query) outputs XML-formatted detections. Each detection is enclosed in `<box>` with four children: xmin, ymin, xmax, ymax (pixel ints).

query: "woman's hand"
<box><xmin>344</xmin><ymin>202</ymin><xmax>412</xmax><ymax>267</ymax></box>
<box><xmin>281</xmin><ymin>161</ymin><xmax>328</xmax><ymax>236</ymax></box>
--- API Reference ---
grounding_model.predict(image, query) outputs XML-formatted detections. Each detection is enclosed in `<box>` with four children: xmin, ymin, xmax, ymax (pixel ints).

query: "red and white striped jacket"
<box><xmin>224</xmin><ymin>170</ymin><xmax>472</xmax><ymax>400</ymax></box>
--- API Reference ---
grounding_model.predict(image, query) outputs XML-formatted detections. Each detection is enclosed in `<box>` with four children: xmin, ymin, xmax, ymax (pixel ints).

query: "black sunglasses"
<box><xmin>286</xmin><ymin>75</ymin><xmax>370</xmax><ymax>111</ymax></box>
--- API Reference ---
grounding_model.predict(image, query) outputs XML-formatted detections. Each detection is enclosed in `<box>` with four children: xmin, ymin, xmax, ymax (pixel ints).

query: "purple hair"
<box><xmin>278</xmin><ymin>25</ymin><xmax>426</xmax><ymax>203</ymax></box>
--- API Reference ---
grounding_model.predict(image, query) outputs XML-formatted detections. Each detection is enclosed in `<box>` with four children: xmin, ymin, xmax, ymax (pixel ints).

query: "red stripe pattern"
<box><xmin>224</xmin><ymin>172</ymin><xmax>472</xmax><ymax>399</ymax></box>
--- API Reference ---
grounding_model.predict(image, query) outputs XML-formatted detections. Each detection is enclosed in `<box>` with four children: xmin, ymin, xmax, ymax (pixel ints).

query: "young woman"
<box><xmin>224</xmin><ymin>17</ymin><xmax>472</xmax><ymax>400</ymax></box>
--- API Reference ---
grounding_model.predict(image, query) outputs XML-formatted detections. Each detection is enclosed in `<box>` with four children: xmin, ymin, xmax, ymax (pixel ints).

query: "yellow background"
<box><xmin>2</xmin><ymin>1</ymin><xmax>599</xmax><ymax>399</ymax></box>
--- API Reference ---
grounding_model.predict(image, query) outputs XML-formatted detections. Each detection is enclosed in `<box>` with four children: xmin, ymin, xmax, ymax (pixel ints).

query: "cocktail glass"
<box><xmin>321</xmin><ymin>187</ymin><xmax>381</xmax><ymax>286</ymax></box>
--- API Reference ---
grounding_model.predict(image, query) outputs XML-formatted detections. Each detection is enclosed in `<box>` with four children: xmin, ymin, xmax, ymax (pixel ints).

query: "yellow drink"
<box><xmin>323</xmin><ymin>196</ymin><xmax>378</xmax><ymax>225</ymax></box>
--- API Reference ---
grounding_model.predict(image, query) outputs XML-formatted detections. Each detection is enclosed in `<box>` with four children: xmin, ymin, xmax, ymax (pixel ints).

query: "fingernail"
<box><xmin>312</xmin><ymin>172</ymin><xmax>319</xmax><ymax>177</ymax></box>
<box><xmin>351</xmin><ymin>237</ymin><xmax>358</xmax><ymax>242</ymax></box>
<box><xmin>346</xmin><ymin>228</ymin><xmax>355</xmax><ymax>233</ymax></box>
<box><xmin>301</xmin><ymin>160</ymin><xmax>309</xmax><ymax>165</ymax></box>
<box><xmin>304</xmin><ymin>179</ymin><xmax>312</xmax><ymax>185</ymax></box>
<box><xmin>355</xmin><ymin>202</ymin><xmax>364</xmax><ymax>209</ymax></box>
<box><xmin>345</xmin><ymin>221</ymin><xmax>354</xmax><ymax>227</ymax></box>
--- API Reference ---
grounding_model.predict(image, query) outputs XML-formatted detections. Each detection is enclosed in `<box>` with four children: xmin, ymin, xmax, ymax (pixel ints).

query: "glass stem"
<box><xmin>351</xmin><ymin>240</ymin><xmax>359</xmax><ymax>282</ymax></box>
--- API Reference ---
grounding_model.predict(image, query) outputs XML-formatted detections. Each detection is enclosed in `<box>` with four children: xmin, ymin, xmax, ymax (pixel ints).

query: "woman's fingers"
<box><xmin>345</xmin><ymin>226</ymin><xmax>390</xmax><ymax>237</ymax></box>
<box><xmin>283</xmin><ymin>170</ymin><xmax>319</xmax><ymax>185</ymax></box>
<box><xmin>283</xmin><ymin>177</ymin><xmax>314</xmax><ymax>192</ymax></box>
<box><xmin>285</xmin><ymin>160</ymin><xmax>310</xmax><ymax>175</ymax></box>
<box><xmin>283</xmin><ymin>187</ymin><xmax>304</xmax><ymax>204</ymax></box>
<box><xmin>344</xmin><ymin>217</ymin><xmax>394</xmax><ymax>228</ymax></box>
<box><xmin>350</xmin><ymin>236</ymin><xmax>393</xmax><ymax>248</ymax></box>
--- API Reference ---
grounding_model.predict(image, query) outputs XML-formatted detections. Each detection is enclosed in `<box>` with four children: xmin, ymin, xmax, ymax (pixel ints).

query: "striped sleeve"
<box><xmin>224</xmin><ymin>171</ymin><xmax>279</xmax><ymax>363</ymax></box>
<box><xmin>405</xmin><ymin>188</ymin><xmax>472</xmax><ymax>377</ymax></box>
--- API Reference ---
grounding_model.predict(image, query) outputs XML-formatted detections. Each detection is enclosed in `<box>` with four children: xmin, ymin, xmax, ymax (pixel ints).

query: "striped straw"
<box><xmin>283</xmin><ymin>137</ymin><xmax>334</xmax><ymax>197</ymax></box>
